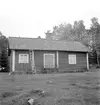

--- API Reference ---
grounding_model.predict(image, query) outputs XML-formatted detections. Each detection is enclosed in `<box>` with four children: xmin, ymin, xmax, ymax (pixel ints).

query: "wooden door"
<box><xmin>44</xmin><ymin>54</ymin><xmax>55</xmax><ymax>68</ymax></box>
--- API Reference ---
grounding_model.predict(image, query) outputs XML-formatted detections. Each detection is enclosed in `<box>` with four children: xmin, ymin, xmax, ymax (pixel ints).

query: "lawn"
<box><xmin>0</xmin><ymin>70</ymin><xmax>100</xmax><ymax>105</ymax></box>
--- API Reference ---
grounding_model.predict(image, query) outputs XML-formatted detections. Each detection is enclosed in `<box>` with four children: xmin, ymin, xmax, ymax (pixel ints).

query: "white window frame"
<box><xmin>19</xmin><ymin>54</ymin><xmax>29</xmax><ymax>63</ymax></box>
<box><xmin>68</xmin><ymin>54</ymin><xmax>76</xmax><ymax>64</ymax></box>
<box><xmin>44</xmin><ymin>53</ymin><xmax>55</xmax><ymax>68</ymax></box>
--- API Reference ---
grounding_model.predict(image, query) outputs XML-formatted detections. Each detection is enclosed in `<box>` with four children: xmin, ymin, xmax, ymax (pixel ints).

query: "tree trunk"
<box><xmin>96</xmin><ymin>50</ymin><xmax>100</xmax><ymax>67</ymax></box>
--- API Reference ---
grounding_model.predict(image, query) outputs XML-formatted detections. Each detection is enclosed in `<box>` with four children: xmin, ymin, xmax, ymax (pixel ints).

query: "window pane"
<box><xmin>19</xmin><ymin>54</ymin><xmax>29</xmax><ymax>63</ymax></box>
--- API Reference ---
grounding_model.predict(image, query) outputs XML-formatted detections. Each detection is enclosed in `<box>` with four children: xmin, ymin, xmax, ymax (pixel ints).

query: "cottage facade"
<box><xmin>8</xmin><ymin>37</ymin><xmax>89</xmax><ymax>73</ymax></box>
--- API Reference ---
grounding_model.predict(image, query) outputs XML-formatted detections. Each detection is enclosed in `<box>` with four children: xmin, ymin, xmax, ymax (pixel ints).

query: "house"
<box><xmin>8</xmin><ymin>37</ymin><xmax>89</xmax><ymax>73</ymax></box>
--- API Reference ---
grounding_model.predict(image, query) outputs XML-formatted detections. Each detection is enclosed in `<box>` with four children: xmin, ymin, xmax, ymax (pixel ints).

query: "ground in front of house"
<box><xmin>0</xmin><ymin>69</ymin><xmax>100</xmax><ymax>105</ymax></box>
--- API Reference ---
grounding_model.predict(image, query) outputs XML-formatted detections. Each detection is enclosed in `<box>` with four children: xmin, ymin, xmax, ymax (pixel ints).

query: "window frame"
<box><xmin>68</xmin><ymin>54</ymin><xmax>76</xmax><ymax>64</ymax></box>
<box><xmin>19</xmin><ymin>54</ymin><xmax>29</xmax><ymax>63</ymax></box>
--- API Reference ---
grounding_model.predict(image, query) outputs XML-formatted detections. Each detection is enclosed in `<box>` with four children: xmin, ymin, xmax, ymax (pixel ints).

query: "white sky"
<box><xmin>0</xmin><ymin>0</ymin><xmax>100</xmax><ymax>38</ymax></box>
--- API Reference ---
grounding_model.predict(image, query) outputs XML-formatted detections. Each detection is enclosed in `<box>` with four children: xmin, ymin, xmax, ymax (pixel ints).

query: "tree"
<box><xmin>0</xmin><ymin>32</ymin><xmax>9</xmax><ymax>72</ymax></box>
<box><xmin>45</xmin><ymin>23</ymin><xmax>74</xmax><ymax>41</ymax></box>
<box><xmin>90</xmin><ymin>17</ymin><xmax>100</xmax><ymax>66</ymax></box>
<box><xmin>59</xmin><ymin>23</ymin><xmax>74</xmax><ymax>41</ymax></box>
<box><xmin>72</xmin><ymin>20</ymin><xmax>86</xmax><ymax>41</ymax></box>
<box><xmin>45</xmin><ymin>20</ymin><xmax>89</xmax><ymax>44</ymax></box>
<box><xmin>0</xmin><ymin>49</ymin><xmax>9</xmax><ymax>72</ymax></box>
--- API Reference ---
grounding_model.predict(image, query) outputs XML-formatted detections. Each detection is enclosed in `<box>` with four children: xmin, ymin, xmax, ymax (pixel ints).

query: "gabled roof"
<box><xmin>8</xmin><ymin>37</ymin><xmax>89</xmax><ymax>52</ymax></box>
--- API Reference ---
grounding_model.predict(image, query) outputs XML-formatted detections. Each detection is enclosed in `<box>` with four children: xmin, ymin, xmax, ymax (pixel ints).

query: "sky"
<box><xmin>0</xmin><ymin>0</ymin><xmax>100</xmax><ymax>38</ymax></box>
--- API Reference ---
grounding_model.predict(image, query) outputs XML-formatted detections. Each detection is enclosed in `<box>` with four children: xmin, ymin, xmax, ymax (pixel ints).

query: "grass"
<box><xmin>0</xmin><ymin>91</ymin><xmax>18</xmax><ymax>100</ymax></box>
<box><xmin>0</xmin><ymin>69</ymin><xmax>100</xmax><ymax>105</ymax></box>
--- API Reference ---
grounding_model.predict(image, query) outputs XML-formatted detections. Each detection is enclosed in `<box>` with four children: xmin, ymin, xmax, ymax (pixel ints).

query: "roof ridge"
<box><xmin>8</xmin><ymin>36</ymin><xmax>45</xmax><ymax>40</ymax></box>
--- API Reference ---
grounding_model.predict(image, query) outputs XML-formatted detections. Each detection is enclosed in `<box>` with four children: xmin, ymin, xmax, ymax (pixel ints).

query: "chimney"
<box><xmin>45</xmin><ymin>32</ymin><xmax>52</xmax><ymax>41</ymax></box>
<box><xmin>37</xmin><ymin>36</ymin><xmax>41</xmax><ymax>39</ymax></box>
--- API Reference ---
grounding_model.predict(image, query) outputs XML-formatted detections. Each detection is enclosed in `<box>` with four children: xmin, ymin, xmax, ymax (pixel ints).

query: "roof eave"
<box><xmin>9</xmin><ymin>47</ymin><xmax>88</xmax><ymax>52</ymax></box>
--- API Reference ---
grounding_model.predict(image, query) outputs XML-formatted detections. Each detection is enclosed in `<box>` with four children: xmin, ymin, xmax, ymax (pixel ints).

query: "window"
<box><xmin>19</xmin><ymin>54</ymin><xmax>29</xmax><ymax>63</ymax></box>
<box><xmin>68</xmin><ymin>54</ymin><xmax>76</xmax><ymax>64</ymax></box>
<box><xmin>44</xmin><ymin>54</ymin><xmax>55</xmax><ymax>68</ymax></box>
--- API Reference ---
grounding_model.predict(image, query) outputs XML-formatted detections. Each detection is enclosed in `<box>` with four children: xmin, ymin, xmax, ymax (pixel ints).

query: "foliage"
<box><xmin>0</xmin><ymin>32</ymin><xmax>9</xmax><ymax>72</ymax></box>
<box><xmin>73</xmin><ymin>20</ymin><xmax>85</xmax><ymax>41</ymax></box>
<box><xmin>45</xmin><ymin>20</ymin><xmax>91</xmax><ymax>45</ymax></box>
<box><xmin>0</xmin><ymin>49</ymin><xmax>9</xmax><ymax>72</ymax></box>
<box><xmin>90</xmin><ymin>17</ymin><xmax>100</xmax><ymax>66</ymax></box>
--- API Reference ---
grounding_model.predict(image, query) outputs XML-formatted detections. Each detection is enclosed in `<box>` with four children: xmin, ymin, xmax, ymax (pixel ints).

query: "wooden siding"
<box><xmin>14</xmin><ymin>50</ymin><xmax>31</xmax><ymax>72</ymax></box>
<box><xmin>59</xmin><ymin>51</ymin><xmax>87</xmax><ymax>72</ymax></box>
<box><xmin>10</xmin><ymin>50</ymin><xmax>87</xmax><ymax>73</ymax></box>
<box><xmin>34</xmin><ymin>50</ymin><xmax>57</xmax><ymax>73</ymax></box>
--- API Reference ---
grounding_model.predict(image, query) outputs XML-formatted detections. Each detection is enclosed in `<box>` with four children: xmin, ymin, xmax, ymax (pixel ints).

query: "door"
<box><xmin>44</xmin><ymin>54</ymin><xmax>55</xmax><ymax>68</ymax></box>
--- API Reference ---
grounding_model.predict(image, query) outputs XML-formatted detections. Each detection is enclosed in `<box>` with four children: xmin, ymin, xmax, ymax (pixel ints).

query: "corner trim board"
<box><xmin>12</xmin><ymin>50</ymin><xmax>15</xmax><ymax>71</ymax></box>
<box><xmin>57</xmin><ymin>51</ymin><xmax>59</xmax><ymax>68</ymax></box>
<box><xmin>86</xmin><ymin>53</ymin><xmax>89</xmax><ymax>70</ymax></box>
<box><xmin>32</xmin><ymin>50</ymin><xmax>35</xmax><ymax>70</ymax></box>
